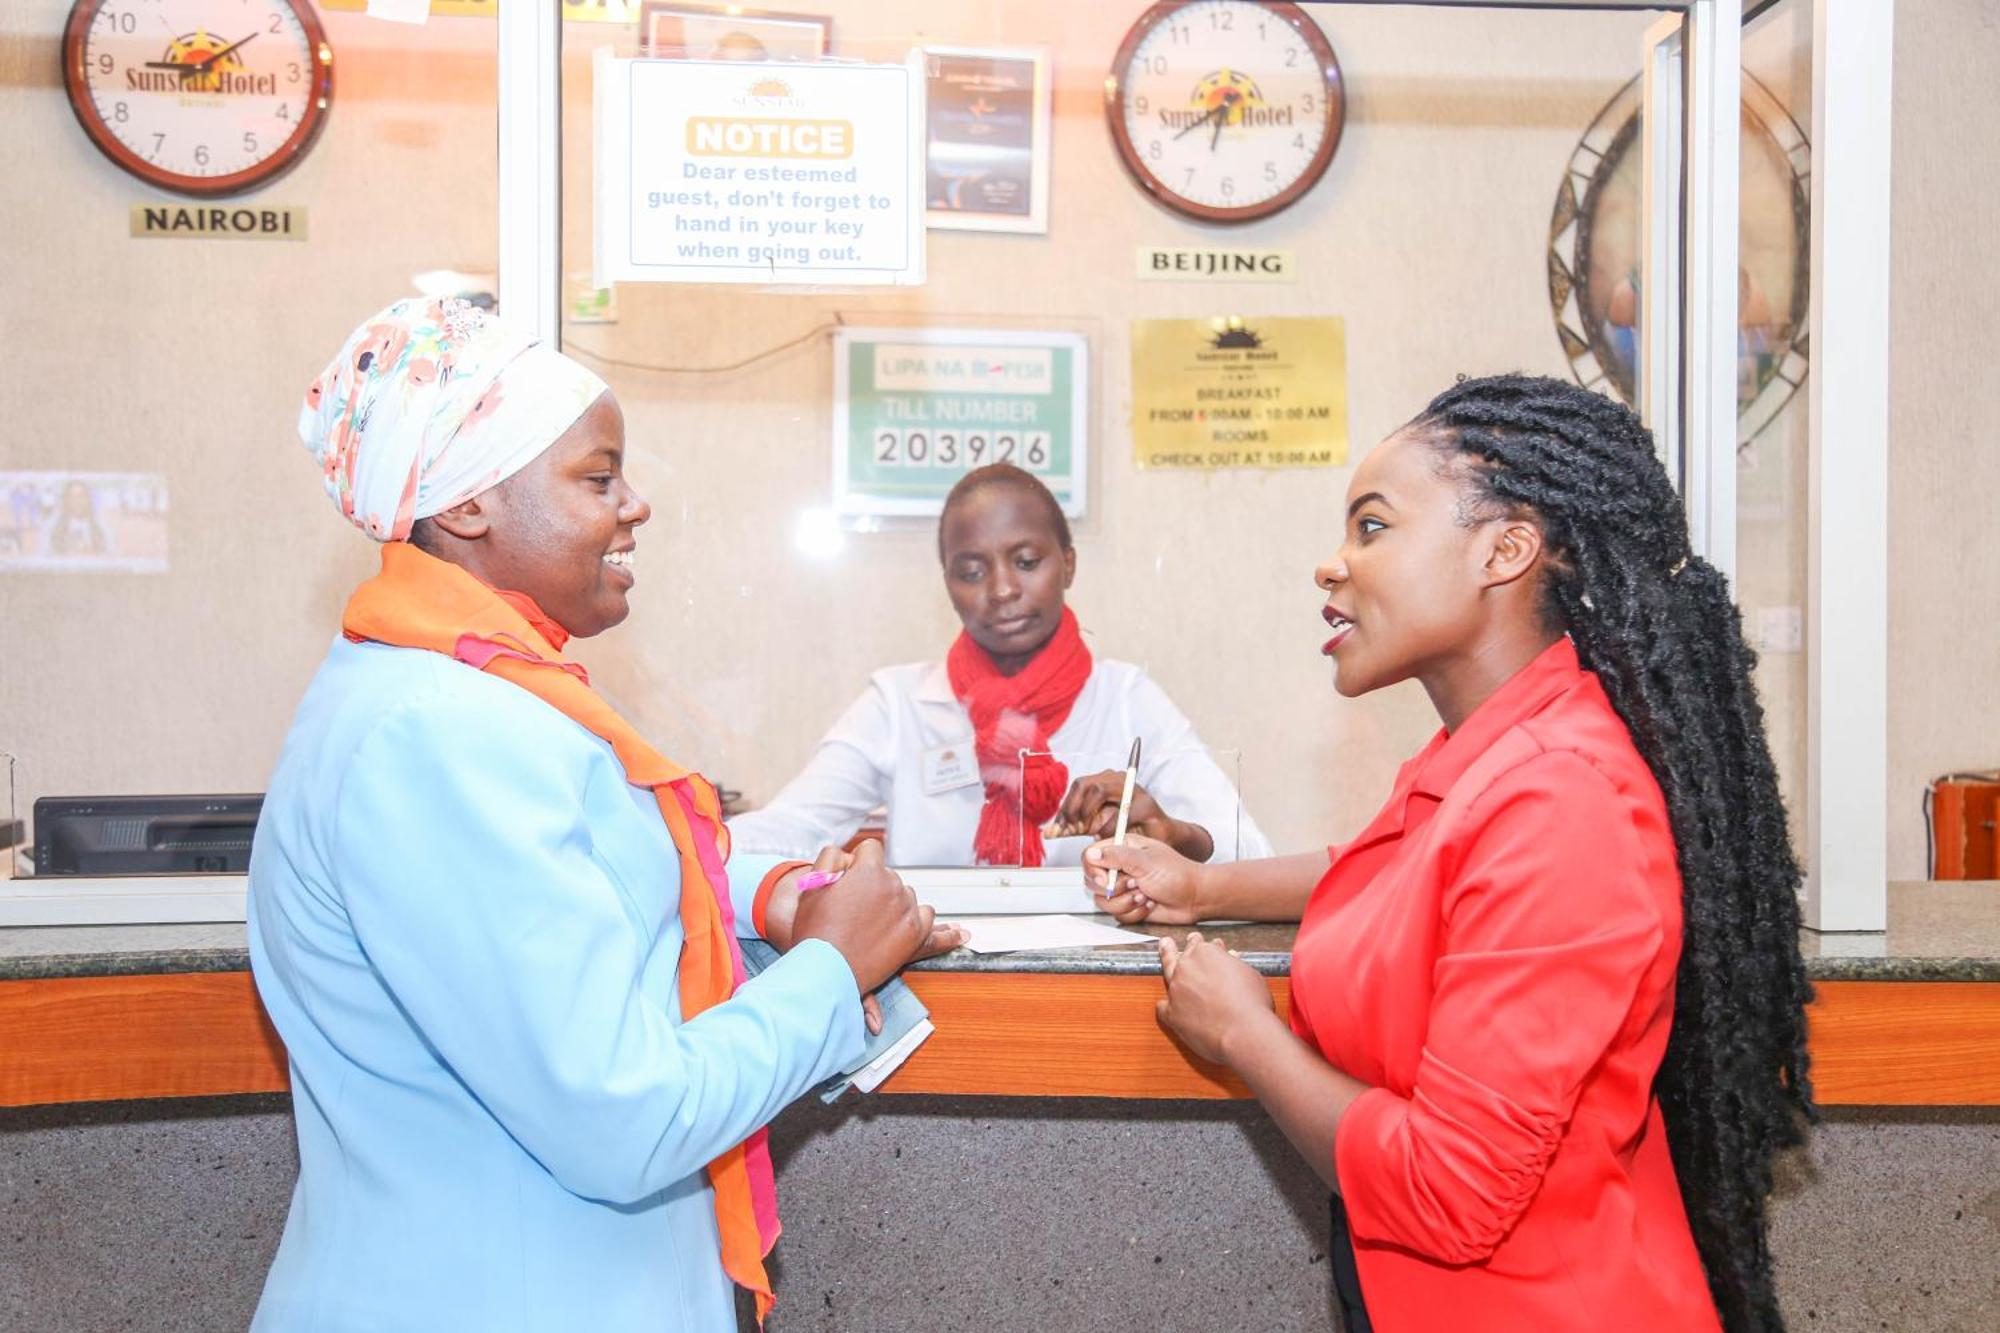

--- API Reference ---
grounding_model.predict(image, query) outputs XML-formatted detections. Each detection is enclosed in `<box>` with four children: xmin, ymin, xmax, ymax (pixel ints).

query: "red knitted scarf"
<box><xmin>945</xmin><ymin>608</ymin><xmax>1092</xmax><ymax>867</ymax></box>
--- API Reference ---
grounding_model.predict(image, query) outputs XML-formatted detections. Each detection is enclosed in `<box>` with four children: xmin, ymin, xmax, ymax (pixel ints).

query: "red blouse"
<box><xmin>1291</xmin><ymin>638</ymin><xmax>1720</xmax><ymax>1331</ymax></box>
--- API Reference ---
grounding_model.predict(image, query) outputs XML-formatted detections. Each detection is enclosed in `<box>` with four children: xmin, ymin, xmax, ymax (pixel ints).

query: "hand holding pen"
<box><xmin>1102</xmin><ymin>738</ymin><xmax>1143</xmax><ymax>897</ymax></box>
<box><xmin>1086</xmin><ymin>832</ymin><xmax>1206</xmax><ymax>927</ymax></box>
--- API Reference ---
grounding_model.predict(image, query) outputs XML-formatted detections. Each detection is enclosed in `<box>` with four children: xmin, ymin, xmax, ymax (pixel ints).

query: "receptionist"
<box><xmin>728</xmin><ymin>464</ymin><xmax>1271</xmax><ymax>867</ymax></box>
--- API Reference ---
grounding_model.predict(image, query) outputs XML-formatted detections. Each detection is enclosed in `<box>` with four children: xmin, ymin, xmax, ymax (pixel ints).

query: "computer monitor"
<box><xmin>32</xmin><ymin>794</ymin><xmax>262</xmax><ymax>876</ymax></box>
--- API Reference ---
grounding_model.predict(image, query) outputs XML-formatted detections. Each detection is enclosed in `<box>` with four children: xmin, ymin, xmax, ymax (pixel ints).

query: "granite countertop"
<box><xmin>3</xmin><ymin>882</ymin><xmax>1995</xmax><ymax>983</ymax></box>
<box><xmin>1796</xmin><ymin>881</ymin><xmax>2000</xmax><ymax>980</ymax></box>
<box><xmin>0</xmin><ymin>921</ymin><xmax>253</xmax><ymax>981</ymax></box>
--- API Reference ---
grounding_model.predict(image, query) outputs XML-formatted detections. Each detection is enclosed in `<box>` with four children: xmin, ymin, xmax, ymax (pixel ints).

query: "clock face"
<box><xmin>1106</xmin><ymin>0</ymin><xmax>1344</xmax><ymax>225</ymax></box>
<box><xmin>61</xmin><ymin>0</ymin><xmax>333</xmax><ymax>198</ymax></box>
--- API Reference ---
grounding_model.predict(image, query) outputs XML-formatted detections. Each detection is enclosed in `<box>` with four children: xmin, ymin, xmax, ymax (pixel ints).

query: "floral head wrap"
<box><xmin>300</xmin><ymin>298</ymin><xmax>609</xmax><ymax>541</ymax></box>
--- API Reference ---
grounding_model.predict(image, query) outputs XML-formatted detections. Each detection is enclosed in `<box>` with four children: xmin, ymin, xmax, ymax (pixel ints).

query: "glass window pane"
<box><xmin>1</xmin><ymin>8</ymin><xmax>498</xmax><ymax>819</ymax></box>
<box><xmin>1738</xmin><ymin>0</ymin><xmax>1813</xmax><ymax>849</ymax></box>
<box><xmin>552</xmin><ymin>2</ymin><xmax>1682</xmax><ymax>864</ymax></box>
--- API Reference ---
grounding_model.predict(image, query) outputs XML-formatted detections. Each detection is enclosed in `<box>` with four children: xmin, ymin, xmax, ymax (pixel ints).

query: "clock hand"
<box><xmin>1210</xmin><ymin>92</ymin><xmax>1239</xmax><ymax>151</ymax></box>
<box><xmin>1172</xmin><ymin>104</ymin><xmax>1226</xmax><ymax>142</ymax></box>
<box><xmin>141</xmin><ymin>33</ymin><xmax>259</xmax><ymax>78</ymax></box>
<box><xmin>189</xmin><ymin>32</ymin><xmax>259</xmax><ymax>71</ymax></box>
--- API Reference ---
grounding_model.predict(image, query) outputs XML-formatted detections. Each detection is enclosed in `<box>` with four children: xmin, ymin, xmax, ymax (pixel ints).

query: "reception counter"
<box><xmin>3</xmin><ymin>881</ymin><xmax>1998</xmax><ymax>1108</ymax></box>
<box><xmin>3</xmin><ymin>882</ymin><xmax>1998</xmax><ymax>1331</ymax></box>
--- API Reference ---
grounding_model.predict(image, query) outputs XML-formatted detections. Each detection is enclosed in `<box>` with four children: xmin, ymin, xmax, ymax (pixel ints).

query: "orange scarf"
<box><xmin>342</xmin><ymin>543</ymin><xmax>783</xmax><ymax>1322</ymax></box>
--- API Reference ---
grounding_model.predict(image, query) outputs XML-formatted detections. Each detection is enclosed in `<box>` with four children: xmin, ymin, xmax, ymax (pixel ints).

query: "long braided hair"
<box><xmin>1413</xmin><ymin>374</ymin><xmax>1814</xmax><ymax>1332</ymax></box>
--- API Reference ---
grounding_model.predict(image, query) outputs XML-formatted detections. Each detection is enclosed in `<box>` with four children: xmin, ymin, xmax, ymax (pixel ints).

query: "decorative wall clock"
<box><xmin>62</xmin><ymin>0</ymin><xmax>333</xmax><ymax>197</ymax></box>
<box><xmin>1105</xmin><ymin>0</ymin><xmax>1344</xmax><ymax>225</ymax></box>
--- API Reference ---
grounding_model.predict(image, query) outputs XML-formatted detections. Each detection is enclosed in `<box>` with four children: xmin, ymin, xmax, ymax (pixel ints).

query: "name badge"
<box><xmin>923</xmin><ymin>740</ymin><xmax>982</xmax><ymax>795</ymax></box>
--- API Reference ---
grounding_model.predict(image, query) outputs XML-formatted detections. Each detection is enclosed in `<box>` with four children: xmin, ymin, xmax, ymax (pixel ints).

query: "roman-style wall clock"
<box><xmin>61</xmin><ymin>0</ymin><xmax>334</xmax><ymax>197</ymax></box>
<box><xmin>1105</xmin><ymin>0</ymin><xmax>1345</xmax><ymax>225</ymax></box>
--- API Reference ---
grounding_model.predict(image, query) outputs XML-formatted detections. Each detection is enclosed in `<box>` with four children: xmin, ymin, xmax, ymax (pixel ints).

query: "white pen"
<box><xmin>1102</xmin><ymin>737</ymin><xmax>1143</xmax><ymax>898</ymax></box>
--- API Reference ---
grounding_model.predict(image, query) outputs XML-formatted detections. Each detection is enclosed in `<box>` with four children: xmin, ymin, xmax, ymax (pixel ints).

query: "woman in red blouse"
<box><xmin>1088</xmin><ymin>376</ymin><xmax>1813</xmax><ymax>1332</ymax></box>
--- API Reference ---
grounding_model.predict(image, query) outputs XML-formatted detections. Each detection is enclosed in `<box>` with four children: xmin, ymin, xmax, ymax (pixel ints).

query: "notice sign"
<box><xmin>594</xmin><ymin>53</ymin><xmax>925</xmax><ymax>286</ymax></box>
<box><xmin>833</xmin><ymin>327</ymin><xmax>1089</xmax><ymax>518</ymax></box>
<box><xmin>1130</xmin><ymin>317</ymin><xmax>1349</xmax><ymax>470</ymax></box>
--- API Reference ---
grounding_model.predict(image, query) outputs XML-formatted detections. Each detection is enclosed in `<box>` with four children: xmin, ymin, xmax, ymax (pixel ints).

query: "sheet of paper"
<box><xmin>851</xmin><ymin>1018</ymin><xmax>935</xmax><ymax>1094</ymax></box>
<box><xmin>949</xmin><ymin>914</ymin><xmax>1155</xmax><ymax>954</ymax></box>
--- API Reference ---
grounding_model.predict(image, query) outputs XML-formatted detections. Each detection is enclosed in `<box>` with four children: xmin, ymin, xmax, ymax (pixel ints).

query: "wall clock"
<box><xmin>61</xmin><ymin>0</ymin><xmax>334</xmax><ymax>198</ymax></box>
<box><xmin>1105</xmin><ymin>0</ymin><xmax>1344</xmax><ymax>225</ymax></box>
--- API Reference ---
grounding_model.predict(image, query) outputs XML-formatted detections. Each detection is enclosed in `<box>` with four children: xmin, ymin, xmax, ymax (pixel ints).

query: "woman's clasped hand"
<box><xmin>767</xmin><ymin>839</ymin><xmax>966</xmax><ymax>1033</ymax></box>
<box><xmin>1153</xmin><ymin>931</ymin><xmax>1277</xmax><ymax>1067</ymax></box>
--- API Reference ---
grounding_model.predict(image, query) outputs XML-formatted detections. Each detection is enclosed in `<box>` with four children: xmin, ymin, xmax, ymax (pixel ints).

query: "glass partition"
<box><xmin>1735</xmin><ymin>0</ymin><xmax>1812</xmax><ymax>852</ymax></box>
<box><xmin>551</xmin><ymin>1</ymin><xmax>1694</xmax><ymax>869</ymax></box>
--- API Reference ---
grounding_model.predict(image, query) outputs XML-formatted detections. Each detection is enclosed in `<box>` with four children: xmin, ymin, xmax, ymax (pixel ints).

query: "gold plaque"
<box><xmin>1131</xmin><ymin>316</ymin><xmax>1348</xmax><ymax>470</ymax></box>
<box><xmin>131</xmin><ymin>205</ymin><xmax>307</xmax><ymax>240</ymax></box>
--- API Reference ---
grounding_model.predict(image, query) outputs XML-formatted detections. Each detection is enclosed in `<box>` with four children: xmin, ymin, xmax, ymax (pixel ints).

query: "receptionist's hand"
<box><xmin>1084</xmin><ymin>833</ymin><xmax>1207</xmax><ymax>926</ymax></box>
<box><xmin>1050</xmin><ymin>770</ymin><xmax>1169</xmax><ymax>840</ymax></box>
<box><xmin>1050</xmin><ymin>773</ymin><xmax>1216</xmax><ymax>862</ymax></box>
<box><xmin>1156</xmin><ymin>931</ymin><xmax>1277</xmax><ymax>1067</ymax></box>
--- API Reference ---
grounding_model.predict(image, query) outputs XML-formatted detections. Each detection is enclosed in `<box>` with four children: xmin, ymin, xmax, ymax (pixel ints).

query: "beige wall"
<box><xmin>1887</xmin><ymin>1</ymin><xmax>2000</xmax><ymax>877</ymax></box>
<box><xmin>0</xmin><ymin>1</ymin><xmax>1987</xmax><ymax>880</ymax></box>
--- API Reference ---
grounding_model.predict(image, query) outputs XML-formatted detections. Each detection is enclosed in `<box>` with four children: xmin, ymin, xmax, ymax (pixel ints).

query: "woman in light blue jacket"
<box><xmin>249</xmin><ymin>298</ymin><xmax>955</xmax><ymax>1331</ymax></box>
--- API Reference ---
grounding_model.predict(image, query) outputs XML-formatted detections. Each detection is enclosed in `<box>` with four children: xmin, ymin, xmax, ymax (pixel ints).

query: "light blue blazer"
<box><xmin>247</xmin><ymin>637</ymin><xmax>864</xmax><ymax>1331</ymax></box>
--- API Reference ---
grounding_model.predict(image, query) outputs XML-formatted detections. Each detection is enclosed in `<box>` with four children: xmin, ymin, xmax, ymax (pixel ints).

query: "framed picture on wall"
<box><xmin>638</xmin><ymin>4</ymin><xmax>831</xmax><ymax>61</ymax></box>
<box><xmin>922</xmin><ymin>46</ymin><xmax>1052</xmax><ymax>234</ymax></box>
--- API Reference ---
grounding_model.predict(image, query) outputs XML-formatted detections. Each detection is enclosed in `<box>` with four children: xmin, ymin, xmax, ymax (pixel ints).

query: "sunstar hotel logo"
<box><xmin>1208</xmin><ymin>317</ymin><xmax>1265</xmax><ymax>350</ymax></box>
<box><xmin>1155</xmin><ymin>69</ymin><xmax>1295</xmax><ymax>133</ymax></box>
<box><xmin>123</xmin><ymin>30</ymin><xmax>277</xmax><ymax>98</ymax></box>
<box><xmin>730</xmin><ymin>76</ymin><xmax>805</xmax><ymax>110</ymax></box>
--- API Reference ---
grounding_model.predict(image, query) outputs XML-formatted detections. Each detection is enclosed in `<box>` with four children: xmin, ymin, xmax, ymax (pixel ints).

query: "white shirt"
<box><xmin>728</xmin><ymin>657</ymin><xmax>1271</xmax><ymax>866</ymax></box>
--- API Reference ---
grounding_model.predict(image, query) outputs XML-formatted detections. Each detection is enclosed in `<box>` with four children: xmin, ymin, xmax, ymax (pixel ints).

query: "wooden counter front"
<box><xmin>5</xmin><ymin>969</ymin><xmax>2000</xmax><ymax>1110</ymax></box>
<box><xmin>0</xmin><ymin>972</ymin><xmax>287</xmax><ymax>1107</ymax></box>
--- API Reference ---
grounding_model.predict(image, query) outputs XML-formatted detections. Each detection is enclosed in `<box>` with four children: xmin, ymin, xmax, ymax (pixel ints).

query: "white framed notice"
<box><xmin>593</xmin><ymin>51</ymin><xmax>926</xmax><ymax>286</ymax></box>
